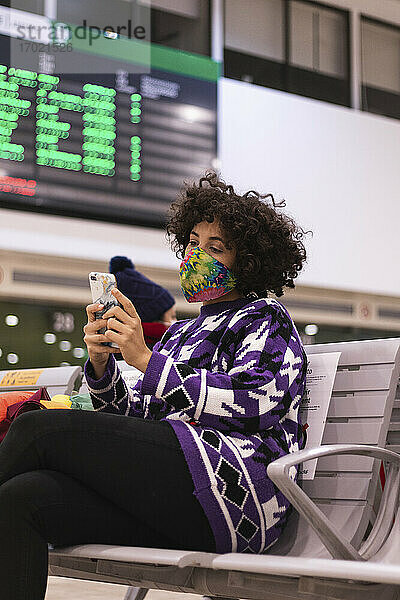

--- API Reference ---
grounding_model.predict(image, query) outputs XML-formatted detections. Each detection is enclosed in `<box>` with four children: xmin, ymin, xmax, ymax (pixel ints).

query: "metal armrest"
<box><xmin>267</xmin><ymin>444</ymin><xmax>400</xmax><ymax>561</ymax></box>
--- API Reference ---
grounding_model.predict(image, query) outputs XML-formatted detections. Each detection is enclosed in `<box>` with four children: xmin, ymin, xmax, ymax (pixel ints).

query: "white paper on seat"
<box><xmin>299</xmin><ymin>352</ymin><xmax>341</xmax><ymax>480</ymax></box>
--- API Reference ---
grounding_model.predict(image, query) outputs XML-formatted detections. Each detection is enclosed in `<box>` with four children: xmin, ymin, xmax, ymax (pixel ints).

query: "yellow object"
<box><xmin>40</xmin><ymin>400</ymin><xmax>72</xmax><ymax>409</ymax></box>
<box><xmin>51</xmin><ymin>394</ymin><xmax>71</xmax><ymax>403</ymax></box>
<box><xmin>0</xmin><ymin>369</ymin><xmax>43</xmax><ymax>386</ymax></box>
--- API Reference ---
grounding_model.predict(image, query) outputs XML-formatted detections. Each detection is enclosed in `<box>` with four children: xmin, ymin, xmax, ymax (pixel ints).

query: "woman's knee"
<box><xmin>2</xmin><ymin>411</ymin><xmax>76</xmax><ymax>463</ymax></box>
<box><xmin>3</xmin><ymin>410</ymin><xmax>46</xmax><ymax>449</ymax></box>
<box><xmin>7</xmin><ymin>408</ymin><xmax>79</xmax><ymax>440</ymax></box>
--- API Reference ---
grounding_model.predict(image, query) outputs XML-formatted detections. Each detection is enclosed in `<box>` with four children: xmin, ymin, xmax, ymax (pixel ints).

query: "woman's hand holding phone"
<box><xmin>101</xmin><ymin>288</ymin><xmax>152</xmax><ymax>373</ymax></box>
<box><xmin>83</xmin><ymin>302</ymin><xmax>120</xmax><ymax>379</ymax></box>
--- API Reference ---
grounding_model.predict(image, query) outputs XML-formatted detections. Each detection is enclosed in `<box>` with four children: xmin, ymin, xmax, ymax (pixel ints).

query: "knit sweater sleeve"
<box><xmin>84</xmin><ymin>353</ymin><xmax>145</xmax><ymax>417</ymax></box>
<box><xmin>141</xmin><ymin>304</ymin><xmax>306</xmax><ymax>433</ymax></box>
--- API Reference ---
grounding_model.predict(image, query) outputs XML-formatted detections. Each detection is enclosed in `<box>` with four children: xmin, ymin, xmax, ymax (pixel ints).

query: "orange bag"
<box><xmin>0</xmin><ymin>390</ymin><xmax>38</xmax><ymax>421</ymax></box>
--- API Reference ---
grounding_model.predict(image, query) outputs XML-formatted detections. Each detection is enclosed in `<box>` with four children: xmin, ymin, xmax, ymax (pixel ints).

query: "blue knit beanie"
<box><xmin>109</xmin><ymin>256</ymin><xmax>175</xmax><ymax>323</ymax></box>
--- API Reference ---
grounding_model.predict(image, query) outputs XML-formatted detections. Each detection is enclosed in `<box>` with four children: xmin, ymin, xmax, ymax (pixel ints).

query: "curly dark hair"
<box><xmin>166</xmin><ymin>171</ymin><xmax>309</xmax><ymax>298</ymax></box>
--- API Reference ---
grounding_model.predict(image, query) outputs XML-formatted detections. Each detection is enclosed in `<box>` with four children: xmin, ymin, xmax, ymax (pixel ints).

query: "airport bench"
<box><xmin>3</xmin><ymin>339</ymin><xmax>400</xmax><ymax>600</ymax></box>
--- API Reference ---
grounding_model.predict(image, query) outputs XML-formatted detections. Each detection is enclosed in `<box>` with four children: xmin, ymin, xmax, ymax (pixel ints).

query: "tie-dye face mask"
<box><xmin>179</xmin><ymin>246</ymin><xmax>237</xmax><ymax>303</ymax></box>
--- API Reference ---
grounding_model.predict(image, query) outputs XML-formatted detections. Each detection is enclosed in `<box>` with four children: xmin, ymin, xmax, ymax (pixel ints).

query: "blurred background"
<box><xmin>0</xmin><ymin>0</ymin><xmax>399</xmax><ymax>370</ymax></box>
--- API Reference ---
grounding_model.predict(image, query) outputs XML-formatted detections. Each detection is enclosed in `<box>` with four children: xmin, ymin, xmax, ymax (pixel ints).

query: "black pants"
<box><xmin>0</xmin><ymin>409</ymin><xmax>216</xmax><ymax>600</ymax></box>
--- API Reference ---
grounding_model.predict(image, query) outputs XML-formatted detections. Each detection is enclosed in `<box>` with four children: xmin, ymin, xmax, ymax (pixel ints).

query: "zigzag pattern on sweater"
<box><xmin>84</xmin><ymin>297</ymin><xmax>307</xmax><ymax>553</ymax></box>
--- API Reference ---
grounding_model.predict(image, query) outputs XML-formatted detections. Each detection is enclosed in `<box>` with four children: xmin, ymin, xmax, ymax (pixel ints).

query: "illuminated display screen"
<box><xmin>0</xmin><ymin>34</ymin><xmax>217</xmax><ymax>227</ymax></box>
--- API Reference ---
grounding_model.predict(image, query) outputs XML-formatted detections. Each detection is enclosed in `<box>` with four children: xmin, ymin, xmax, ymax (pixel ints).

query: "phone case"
<box><xmin>89</xmin><ymin>272</ymin><xmax>121</xmax><ymax>349</ymax></box>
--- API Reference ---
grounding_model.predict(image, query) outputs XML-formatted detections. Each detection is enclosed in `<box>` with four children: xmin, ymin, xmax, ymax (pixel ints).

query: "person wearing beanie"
<box><xmin>109</xmin><ymin>256</ymin><xmax>176</xmax><ymax>350</ymax></box>
<box><xmin>0</xmin><ymin>172</ymin><xmax>308</xmax><ymax>600</ymax></box>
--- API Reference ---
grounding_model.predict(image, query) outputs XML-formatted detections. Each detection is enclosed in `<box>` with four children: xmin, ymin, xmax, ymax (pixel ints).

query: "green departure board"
<box><xmin>0</xmin><ymin>36</ymin><xmax>217</xmax><ymax>227</ymax></box>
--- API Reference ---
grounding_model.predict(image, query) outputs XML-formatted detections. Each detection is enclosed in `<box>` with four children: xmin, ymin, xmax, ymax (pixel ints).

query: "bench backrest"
<box><xmin>0</xmin><ymin>365</ymin><xmax>82</xmax><ymax>397</ymax></box>
<box><xmin>269</xmin><ymin>337</ymin><xmax>400</xmax><ymax>558</ymax></box>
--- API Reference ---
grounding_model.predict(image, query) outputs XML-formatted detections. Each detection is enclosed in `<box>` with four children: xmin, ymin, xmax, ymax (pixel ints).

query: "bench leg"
<box><xmin>123</xmin><ymin>587</ymin><xmax>149</xmax><ymax>600</ymax></box>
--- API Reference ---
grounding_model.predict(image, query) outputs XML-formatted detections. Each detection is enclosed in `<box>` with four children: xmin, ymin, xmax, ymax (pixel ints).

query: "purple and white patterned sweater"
<box><xmin>84</xmin><ymin>296</ymin><xmax>307</xmax><ymax>554</ymax></box>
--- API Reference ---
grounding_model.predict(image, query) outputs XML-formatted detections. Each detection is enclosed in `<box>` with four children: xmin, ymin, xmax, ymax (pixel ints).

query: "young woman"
<box><xmin>0</xmin><ymin>172</ymin><xmax>308</xmax><ymax>600</ymax></box>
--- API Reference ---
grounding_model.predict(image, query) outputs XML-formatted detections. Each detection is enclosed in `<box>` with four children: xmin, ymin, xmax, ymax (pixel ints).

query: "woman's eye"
<box><xmin>187</xmin><ymin>241</ymin><xmax>222</xmax><ymax>253</ymax></box>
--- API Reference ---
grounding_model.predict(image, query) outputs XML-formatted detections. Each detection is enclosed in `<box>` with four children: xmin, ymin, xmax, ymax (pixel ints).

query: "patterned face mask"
<box><xmin>179</xmin><ymin>246</ymin><xmax>237</xmax><ymax>303</ymax></box>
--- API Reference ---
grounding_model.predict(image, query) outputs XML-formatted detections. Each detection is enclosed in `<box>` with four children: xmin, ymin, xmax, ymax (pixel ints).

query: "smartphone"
<box><xmin>89</xmin><ymin>272</ymin><xmax>121</xmax><ymax>348</ymax></box>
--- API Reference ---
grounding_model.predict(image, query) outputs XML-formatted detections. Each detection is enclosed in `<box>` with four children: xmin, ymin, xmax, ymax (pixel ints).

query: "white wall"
<box><xmin>219</xmin><ymin>77</ymin><xmax>400</xmax><ymax>297</ymax></box>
